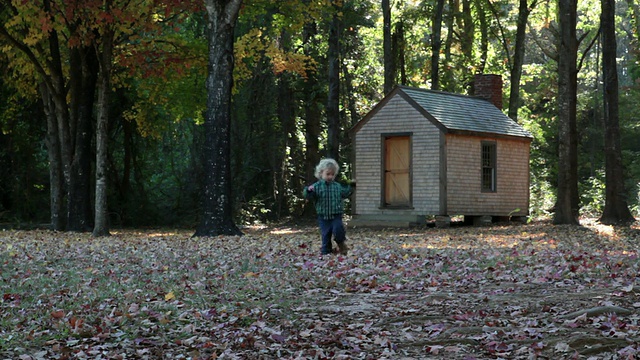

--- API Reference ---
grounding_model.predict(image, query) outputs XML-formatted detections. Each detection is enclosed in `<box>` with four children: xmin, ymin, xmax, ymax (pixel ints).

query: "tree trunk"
<box><xmin>460</xmin><ymin>0</ymin><xmax>474</xmax><ymax>83</ymax></box>
<box><xmin>443</xmin><ymin>0</ymin><xmax>456</xmax><ymax>91</ymax></box>
<box><xmin>554</xmin><ymin>0</ymin><xmax>580</xmax><ymax>225</ymax></box>
<box><xmin>276</xmin><ymin>69</ymin><xmax>295</xmax><ymax>218</ymax></box>
<box><xmin>475</xmin><ymin>0</ymin><xmax>488</xmax><ymax>74</ymax></box>
<box><xmin>393</xmin><ymin>20</ymin><xmax>406</xmax><ymax>85</ymax></box>
<box><xmin>326</xmin><ymin>2</ymin><xmax>341</xmax><ymax>160</ymax></box>
<box><xmin>382</xmin><ymin>0</ymin><xmax>394</xmax><ymax>94</ymax></box>
<box><xmin>431</xmin><ymin>0</ymin><xmax>445</xmax><ymax>90</ymax></box>
<box><xmin>93</xmin><ymin>26</ymin><xmax>115</xmax><ymax>237</ymax></box>
<box><xmin>303</xmin><ymin>18</ymin><xmax>321</xmax><ymax>185</ymax></box>
<box><xmin>39</xmin><ymin>83</ymin><xmax>64</xmax><ymax>231</ymax></box>
<box><xmin>599</xmin><ymin>0</ymin><xmax>635</xmax><ymax>225</ymax></box>
<box><xmin>508</xmin><ymin>0</ymin><xmax>535</xmax><ymax>122</ymax></box>
<box><xmin>194</xmin><ymin>0</ymin><xmax>243</xmax><ymax>237</ymax></box>
<box><xmin>67</xmin><ymin>46</ymin><xmax>98</xmax><ymax>232</ymax></box>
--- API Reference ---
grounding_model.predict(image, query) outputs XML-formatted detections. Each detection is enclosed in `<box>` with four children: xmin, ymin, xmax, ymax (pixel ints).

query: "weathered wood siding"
<box><xmin>354</xmin><ymin>94</ymin><xmax>441</xmax><ymax>215</ymax></box>
<box><xmin>445</xmin><ymin>134</ymin><xmax>530</xmax><ymax>216</ymax></box>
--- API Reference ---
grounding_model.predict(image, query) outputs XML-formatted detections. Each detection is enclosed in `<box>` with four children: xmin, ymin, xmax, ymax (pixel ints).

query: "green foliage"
<box><xmin>579</xmin><ymin>171</ymin><xmax>606</xmax><ymax>218</ymax></box>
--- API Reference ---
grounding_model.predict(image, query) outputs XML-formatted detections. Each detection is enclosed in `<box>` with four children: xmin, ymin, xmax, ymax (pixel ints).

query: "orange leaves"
<box><xmin>50</xmin><ymin>310</ymin><xmax>65</xmax><ymax>319</ymax></box>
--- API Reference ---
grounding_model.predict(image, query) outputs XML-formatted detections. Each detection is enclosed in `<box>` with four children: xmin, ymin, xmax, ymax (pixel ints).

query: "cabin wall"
<box><xmin>445</xmin><ymin>134</ymin><xmax>530</xmax><ymax>216</ymax></box>
<box><xmin>353</xmin><ymin>94</ymin><xmax>441</xmax><ymax>216</ymax></box>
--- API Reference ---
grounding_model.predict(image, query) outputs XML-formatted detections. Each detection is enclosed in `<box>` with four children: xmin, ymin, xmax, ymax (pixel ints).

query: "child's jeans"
<box><xmin>318</xmin><ymin>215</ymin><xmax>345</xmax><ymax>255</ymax></box>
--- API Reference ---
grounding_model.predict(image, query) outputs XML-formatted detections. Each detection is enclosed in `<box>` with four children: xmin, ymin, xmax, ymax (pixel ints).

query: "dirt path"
<box><xmin>292</xmin><ymin>283</ymin><xmax>638</xmax><ymax>359</ymax></box>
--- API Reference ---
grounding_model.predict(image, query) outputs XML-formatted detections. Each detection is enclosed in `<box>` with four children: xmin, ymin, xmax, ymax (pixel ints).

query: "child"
<box><xmin>303</xmin><ymin>158</ymin><xmax>355</xmax><ymax>255</ymax></box>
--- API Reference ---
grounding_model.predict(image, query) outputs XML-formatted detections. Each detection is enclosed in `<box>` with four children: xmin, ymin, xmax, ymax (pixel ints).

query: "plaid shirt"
<box><xmin>304</xmin><ymin>180</ymin><xmax>353</xmax><ymax>220</ymax></box>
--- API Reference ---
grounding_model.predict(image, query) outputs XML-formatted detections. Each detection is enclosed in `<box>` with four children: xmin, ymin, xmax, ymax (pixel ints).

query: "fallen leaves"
<box><xmin>0</xmin><ymin>220</ymin><xmax>639</xmax><ymax>358</ymax></box>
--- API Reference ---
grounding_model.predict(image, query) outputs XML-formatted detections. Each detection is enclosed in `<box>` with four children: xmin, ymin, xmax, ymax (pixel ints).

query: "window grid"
<box><xmin>481</xmin><ymin>142</ymin><xmax>496</xmax><ymax>192</ymax></box>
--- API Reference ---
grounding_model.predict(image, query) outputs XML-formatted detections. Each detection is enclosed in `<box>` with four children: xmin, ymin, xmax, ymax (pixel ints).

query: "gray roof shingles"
<box><xmin>400</xmin><ymin>86</ymin><xmax>533</xmax><ymax>139</ymax></box>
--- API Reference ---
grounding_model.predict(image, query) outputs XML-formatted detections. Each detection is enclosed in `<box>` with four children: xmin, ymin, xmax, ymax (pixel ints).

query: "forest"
<box><xmin>0</xmin><ymin>0</ymin><xmax>639</xmax><ymax>232</ymax></box>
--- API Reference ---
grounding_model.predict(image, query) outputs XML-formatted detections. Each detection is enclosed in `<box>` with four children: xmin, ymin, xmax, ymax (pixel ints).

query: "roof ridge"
<box><xmin>397</xmin><ymin>85</ymin><xmax>490</xmax><ymax>102</ymax></box>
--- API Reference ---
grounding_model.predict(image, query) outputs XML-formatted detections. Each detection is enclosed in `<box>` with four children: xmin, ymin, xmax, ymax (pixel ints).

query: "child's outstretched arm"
<box><xmin>341</xmin><ymin>179</ymin><xmax>355</xmax><ymax>198</ymax></box>
<box><xmin>303</xmin><ymin>183</ymin><xmax>317</xmax><ymax>199</ymax></box>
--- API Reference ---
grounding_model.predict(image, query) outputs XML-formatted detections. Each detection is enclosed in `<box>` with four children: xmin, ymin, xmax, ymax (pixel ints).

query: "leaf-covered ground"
<box><xmin>1</xmin><ymin>219</ymin><xmax>640</xmax><ymax>359</ymax></box>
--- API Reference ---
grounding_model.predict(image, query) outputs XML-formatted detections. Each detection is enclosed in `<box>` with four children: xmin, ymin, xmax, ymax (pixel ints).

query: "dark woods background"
<box><xmin>1</xmin><ymin>0</ymin><xmax>639</xmax><ymax>229</ymax></box>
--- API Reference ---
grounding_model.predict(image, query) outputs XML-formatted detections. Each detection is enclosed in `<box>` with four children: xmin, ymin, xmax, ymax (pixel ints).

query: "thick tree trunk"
<box><xmin>475</xmin><ymin>0</ymin><xmax>488</xmax><ymax>73</ymax></box>
<box><xmin>276</xmin><ymin>69</ymin><xmax>295</xmax><ymax>218</ymax></box>
<box><xmin>554</xmin><ymin>0</ymin><xmax>580</xmax><ymax>225</ymax></box>
<box><xmin>431</xmin><ymin>0</ymin><xmax>445</xmax><ymax>90</ymax></box>
<box><xmin>68</xmin><ymin>46</ymin><xmax>98</xmax><ymax>232</ymax></box>
<box><xmin>382</xmin><ymin>0</ymin><xmax>394</xmax><ymax>94</ymax></box>
<box><xmin>327</xmin><ymin>3</ymin><xmax>341</xmax><ymax>161</ymax></box>
<box><xmin>393</xmin><ymin>20</ymin><xmax>406</xmax><ymax>85</ymax></box>
<box><xmin>508</xmin><ymin>0</ymin><xmax>535</xmax><ymax>122</ymax></box>
<box><xmin>599</xmin><ymin>0</ymin><xmax>635</xmax><ymax>225</ymax></box>
<box><xmin>39</xmin><ymin>83</ymin><xmax>65</xmax><ymax>231</ymax></box>
<box><xmin>443</xmin><ymin>0</ymin><xmax>456</xmax><ymax>91</ymax></box>
<box><xmin>303</xmin><ymin>19</ymin><xmax>321</xmax><ymax>185</ymax></box>
<box><xmin>94</xmin><ymin>27</ymin><xmax>115</xmax><ymax>237</ymax></box>
<box><xmin>460</xmin><ymin>0</ymin><xmax>474</xmax><ymax>76</ymax></box>
<box><xmin>194</xmin><ymin>0</ymin><xmax>243</xmax><ymax>237</ymax></box>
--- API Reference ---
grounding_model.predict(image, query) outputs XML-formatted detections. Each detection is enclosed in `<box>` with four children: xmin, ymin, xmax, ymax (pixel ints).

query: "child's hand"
<box><xmin>307</xmin><ymin>185</ymin><xmax>314</xmax><ymax>192</ymax></box>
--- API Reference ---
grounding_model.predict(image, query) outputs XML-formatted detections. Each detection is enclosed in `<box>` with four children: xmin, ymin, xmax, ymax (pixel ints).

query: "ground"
<box><xmin>1</xmin><ymin>219</ymin><xmax>639</xmax><ymax>359</ymax></box>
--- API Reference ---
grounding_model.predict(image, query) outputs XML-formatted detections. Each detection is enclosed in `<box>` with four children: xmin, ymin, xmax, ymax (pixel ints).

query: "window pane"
<box><xmin>481</xmin><ymin>142</ymin><xmax>496</xmax><ymax>192</ymax></box>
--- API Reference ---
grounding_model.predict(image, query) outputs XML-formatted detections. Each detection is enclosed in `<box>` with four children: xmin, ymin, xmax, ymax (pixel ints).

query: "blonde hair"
<box><xmin>314</xmin><ymin>158</ymin><xmax>339</xmax><ymax>179</ymax></box>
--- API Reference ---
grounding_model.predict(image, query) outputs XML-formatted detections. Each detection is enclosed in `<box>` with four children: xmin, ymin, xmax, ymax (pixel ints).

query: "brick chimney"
<box><xmin>473</xmin><ymin>74</ymin><xmax>503</xmax><ymax>110</ymax></box>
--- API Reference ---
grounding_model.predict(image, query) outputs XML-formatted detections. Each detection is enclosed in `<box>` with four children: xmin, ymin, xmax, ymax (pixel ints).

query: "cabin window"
<box><xmin>481</xmin><ymin>141</ymin><xmax>496</xmax><ymax>192</ymax></box>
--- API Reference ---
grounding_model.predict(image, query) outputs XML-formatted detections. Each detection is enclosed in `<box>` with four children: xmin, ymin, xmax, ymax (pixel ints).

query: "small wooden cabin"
<box><xmin>349</xmin><ymin>74</ymin><xmax>533</xmax><ymax>227</ymax></box>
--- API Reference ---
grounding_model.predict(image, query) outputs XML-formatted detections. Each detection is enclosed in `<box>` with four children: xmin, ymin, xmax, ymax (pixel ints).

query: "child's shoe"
<box><xmin>337</xmin><ymin>242</ymin><xmax>349</xmax><ymax>255</ymax></box>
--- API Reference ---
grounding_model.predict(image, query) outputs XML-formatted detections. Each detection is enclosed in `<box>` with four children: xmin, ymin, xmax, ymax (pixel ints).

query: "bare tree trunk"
<box><xmin>276</xmin><ymin>68</ymin><xmax>295</xmax><ymax>218</ymax></box>
<box><xmin>475</xmin><ymin>0</ymin><xmax>488</xmax><ymax>73</ymax></box>
<box><xmin>194</xmin><ymin>0</ymin><xmax>243</xmax><ymax>237</ymax></box>
<box><xmin>68</xmin><ymin>46</ymin><xmax>97</xmax><ymax>232</ymax></box>
<box><xmin>554</xmin><ymin>0</ymin><xmax>580</xmax><ymax>225</ymax></box>
<box><xmin>382</xmin><ymin>0</ymin><xmax>394</xmax><ymax>94</ymax></box>
<box><xmin>443</xmin><ymin>0</ymin><xmax>456</xmax><ymax>91</ymax></box>
<box><xmin>39</xmin><ymin>83</ymin><xmax>64</xmax><ymax>231</ymax></box>
<box><xmin>327</xmin><ymin>2</ymin><xmax>341</xmax><ymax>160</ymax></box>
<box><xmin>93</xmin><ymin>24</ymin><xmax>115</xmax><ymax>237</ymax></box>
<box><xmin>460</xmin><ymin>0</ymin><xmax>474</xmax><ymax>85</ymax></box>
<box><xmin>508</xmin><ymin>0</ymin><xmax>536</xmax><ymax>122</ymax></box>
<box><xmin>599</xmin><ymin>0</ymin><xmax>635</xmax><ymax>225</ymax></box>
<box><xmin>393</xmin><ymin>20</ymin><xmax>406</xmax><ymax>85</ymax></box>
<box><xmin>303</xmin><ymin>18</ymin><xmax>321</xmax><ymax>185</ymax></box>
<box><xmin>431</xmin><ymin>0</ymin><xmax>445</xmax><ymax>90</ymax></box>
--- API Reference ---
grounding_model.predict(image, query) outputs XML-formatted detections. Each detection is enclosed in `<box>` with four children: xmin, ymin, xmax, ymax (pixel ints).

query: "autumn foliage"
<box><xmin>1</xmin><ymin>220</ymin><xmax>640</xmax><ymax>358</ymax></box>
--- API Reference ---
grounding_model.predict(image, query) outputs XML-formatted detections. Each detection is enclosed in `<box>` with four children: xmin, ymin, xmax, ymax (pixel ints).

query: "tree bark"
<box><xmin>475</xmin><ymin>0</ymin><xmax>488</xmax><ymax>74</ymax></box>
<box><xmin>431</xmin><ymin>0</ymin><xmax>445</xmax><ymax>90</ymax></box>
<box><xmin>508</xmin><ymin>0</ymin><xmax>536</xmax><ymax>122</ymax></box>
<box><xmin>554</xmin><ymin>0</ymin><xmax>580</xmax><ymax>225</ymax></box>
<box><xmin>599</xmin><ymin>0</ymin><xmax>635</xmax><ymax>225</ymax></box>
<box><xmin>303</xmin><ymin>17</ymin><xmax>321</xmax><ymax>185</ymax></box>
<box><xmin>326</xmin><ymin>2</ymin><xmax>341</xmax><ymax>160</ymax></box>
<box><xmin>393</xmin><ymin>20</ymin><xmax>406</xmax><ymax>85</ymax></box>
<box><xmin>460</xmin><ymin>0</ymin><xmax>474</xmax><ymax>77</ymax></box>
<box><xmin>93</xmin><ymin>24</ymin><xmax>115</xmax><ymax>237</ymax></box>
<box><xmin>194</xmin><ymin>0</ymin><xmax>243</xmax><ymax>237</ymax></box>
<box><xmin>39</xmin><ymin>83</ymin><xmax>65</xmax><ymax>231</ymax></box>
<box><xmin>67</xmin><ymin>46</ymin><xmax>98</xmax><ymax>232</ymax></box>
<box><xmin>443</xmin><ymin>0</ymin><xmax>456</xmax><ymax>91</ymax></box>
<box><xmin>382</xmin><ymin>0</ymin><xmax>394</xmax><ymax>93</ymax></box>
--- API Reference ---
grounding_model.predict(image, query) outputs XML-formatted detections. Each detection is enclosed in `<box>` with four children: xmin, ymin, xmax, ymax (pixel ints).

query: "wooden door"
<box><xmin>384</xmin><ymin>136</ymin><xmax>411</xmax><ymax>207</ymax></box>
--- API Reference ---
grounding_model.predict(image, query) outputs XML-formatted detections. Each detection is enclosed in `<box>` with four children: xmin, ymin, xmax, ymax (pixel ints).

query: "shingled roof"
<box><xmin>352</xmin><ymin>85</ymin><xmax>533</xmax><ymax>140</ymax></box>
